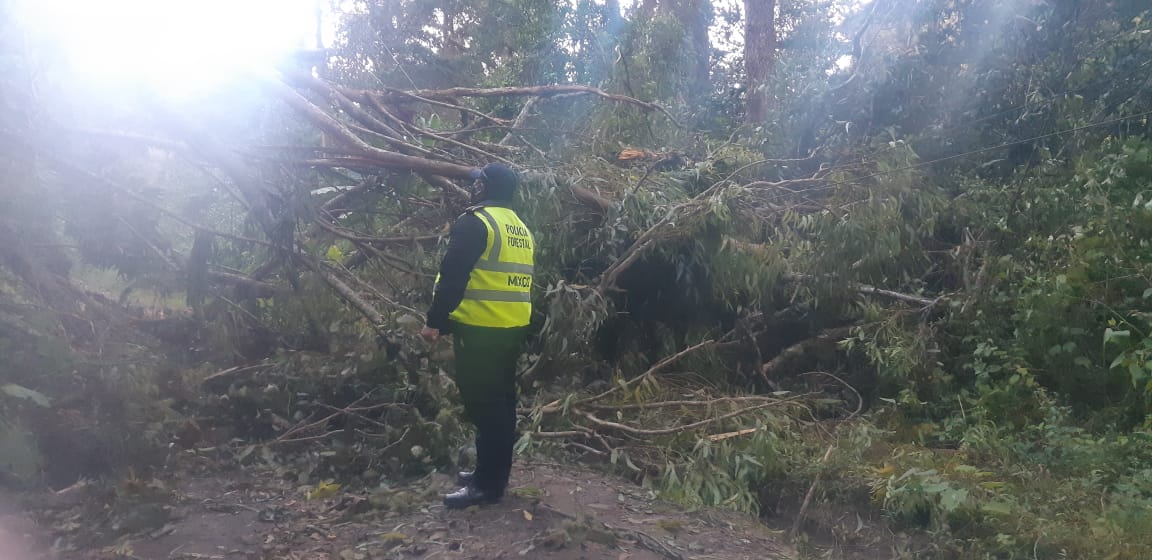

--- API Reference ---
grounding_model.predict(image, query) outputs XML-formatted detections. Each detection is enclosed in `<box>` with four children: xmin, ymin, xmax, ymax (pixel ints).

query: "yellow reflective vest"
<box><xmin>438</xmin><ymin>205</ymin><xmax>534</xmax><ymax>327</ymax></box>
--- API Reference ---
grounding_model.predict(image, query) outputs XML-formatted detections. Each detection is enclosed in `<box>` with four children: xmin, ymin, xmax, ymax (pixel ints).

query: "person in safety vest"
<box><xmin>420</xmin><ymin>162</ymin><xmax>534</xmax><ymax>509</ymax></box>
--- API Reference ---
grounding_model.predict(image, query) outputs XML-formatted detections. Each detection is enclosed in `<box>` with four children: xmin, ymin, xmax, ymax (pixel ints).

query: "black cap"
<box><xmin>471</xmin><ymin>163</ymin><xmax>518</xmax><ymax>201</ymax></box>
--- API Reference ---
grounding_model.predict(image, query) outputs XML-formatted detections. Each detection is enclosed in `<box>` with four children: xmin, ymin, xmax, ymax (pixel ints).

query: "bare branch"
<box><xmin>760</xmin><ymin>326</ymin><xmax>854</xmax><ymax>380</ymax></box>
<box><xmin>367</xmin><ymin>84</ymin><xmax>681</xmax><ymax>127</ymax></box>
<box><xmin>292</xmin><ymin>254</ymin><xmax>387</xmax><ymax>328</ymax></box>
<box><xmin>500</xmin><ymin>97</ymin><xmax>540</xmax><ymax>146</ymax></box>
<box><xmin>537</xmin><ymin>338</ymin><xmax>717</xmax><ymax>415</ymax></box>
<box><xmin>583</xmin><ymin>394</ymin><xmax>802</xmax><ymax>411</ymax></box>
<box><xmin>782</xmin><ymin>273</ymin><xmax>941</xmax><ymax>307</ymax></box>
<box><xmin>579</xmin><ymin>399</ymin><xmax>796</xmax><ymax>437</ymax></box>
<box><xmin>207</xmin><ymin>270</ymin><xmax>286</xmax><ymax>297</ymax></box>
<box><xmin>265</xmin><ymin>78</ymin><xmax>478</xmax><ymax>180</ymax></box>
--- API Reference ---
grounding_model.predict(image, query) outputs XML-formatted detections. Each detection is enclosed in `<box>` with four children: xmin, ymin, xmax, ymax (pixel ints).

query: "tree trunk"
<box><xmin>670</xmin><ymin>0</ymin><xmax>712</xmax><ymax>97</ymax></box>
<box><xmin>690</xmin><ymin>0</ymin><xmax>711</xmax><ymax>89</ymax></box>
<box><xmin>441</xmin><ymin>8</ymin><xmax>459</xmax><ymax>57</ymax></box>
<box><xmin>604</xmin><ymin>0</ymin><xmax>623</xmax><ymax>26</ymax></box>
<box><xmin>638</xmin><ymin>0</ymin><xmax>658</xmax><ymax>19</ymax></box>
<box><xmin>744</xmin><ymin>0</ymin><xmax>777</xmax><ymax>124</ymax></box>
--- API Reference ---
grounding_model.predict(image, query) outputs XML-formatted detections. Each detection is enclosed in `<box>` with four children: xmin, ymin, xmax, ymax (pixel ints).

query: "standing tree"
<box><xmin>649</xmin><ymin>0</ymin><xmax>712</xmax><ymax>98</ymax></box>
<box><xmin>744</xmin><ymin>0</ymin><xmax>776</xmax><ymax>123</ymax></box>
<box><xmin>671</xmin><ymin>0</ymin><xmax>714</xmax><ymax>96</ymax></box>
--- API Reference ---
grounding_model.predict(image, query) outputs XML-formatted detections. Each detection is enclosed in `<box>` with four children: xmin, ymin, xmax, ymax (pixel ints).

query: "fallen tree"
<box><xmin>2</xmin><ymin>67</ymin><xmax>958</xmax><ymax>502</ymax></box>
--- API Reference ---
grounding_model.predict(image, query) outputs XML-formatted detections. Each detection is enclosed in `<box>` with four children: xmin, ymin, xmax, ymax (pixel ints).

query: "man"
<box><xmin>420</xmin><ymin>163</ymin><xmax>534</xmax><ymax>509</ymax></box>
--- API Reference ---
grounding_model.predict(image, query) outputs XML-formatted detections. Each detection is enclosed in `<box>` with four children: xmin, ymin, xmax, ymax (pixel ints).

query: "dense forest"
<box><xmin>2</xmin><ymin>0</ymin><xmax>1152</xmax><ymax>558</ymax></box>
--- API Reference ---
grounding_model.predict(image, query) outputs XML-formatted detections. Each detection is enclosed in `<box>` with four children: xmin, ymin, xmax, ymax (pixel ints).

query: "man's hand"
<box><xmin>420</xmin><ymin>326</ymin><xmax>440</xmax><ymax>342</ymax></box>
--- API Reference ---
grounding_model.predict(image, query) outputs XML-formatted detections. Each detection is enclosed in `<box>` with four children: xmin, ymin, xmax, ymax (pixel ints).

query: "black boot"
<box><xmin>456</xmin><ymin>470</ymin><xmax>475</xmax><ymax>486</ymax></box>
<box><xmin>443</xmin><ymin>486</ymin><xmax>499</xmax><ymax>509</ymax></box>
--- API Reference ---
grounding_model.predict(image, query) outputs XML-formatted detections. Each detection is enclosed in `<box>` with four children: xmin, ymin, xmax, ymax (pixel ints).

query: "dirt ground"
<box><xmin>0</xmin><ymin>460</ymin><xmax>798</xmax><ymax>560</ymax></box>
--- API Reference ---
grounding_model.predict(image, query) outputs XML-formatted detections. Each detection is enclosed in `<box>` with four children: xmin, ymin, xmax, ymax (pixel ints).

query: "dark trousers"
<box><xmin>451</xmin><ymin>322</ymin><xmax>526</xmax><ymax>496</ymax></box>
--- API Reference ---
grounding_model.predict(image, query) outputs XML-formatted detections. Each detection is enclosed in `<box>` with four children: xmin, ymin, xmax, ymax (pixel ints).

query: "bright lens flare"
<box><xmin>17</xmin><ymin>0</ymin><xmax>317</xmax><ymax>97</ymax></box>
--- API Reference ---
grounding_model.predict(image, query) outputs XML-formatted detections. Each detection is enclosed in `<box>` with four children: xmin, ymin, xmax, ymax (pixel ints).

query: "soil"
<box><xmin>0</xmin><ymin>461</ymin><xmax>799</xmax><ymax>560</ymax></box>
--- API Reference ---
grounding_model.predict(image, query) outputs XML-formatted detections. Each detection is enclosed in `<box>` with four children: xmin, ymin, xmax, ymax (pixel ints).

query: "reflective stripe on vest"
<box><xmin>439</xmin><ymin>206</ymin><xmax>534</xmax><ymax>327</ymax></box>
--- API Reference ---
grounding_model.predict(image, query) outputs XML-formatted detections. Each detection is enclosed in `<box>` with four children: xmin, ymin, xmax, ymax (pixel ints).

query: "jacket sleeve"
<box><xmin>426</xmin><ymin>213</ymin><xmax>487</xmax><ymax>330</ymax></box>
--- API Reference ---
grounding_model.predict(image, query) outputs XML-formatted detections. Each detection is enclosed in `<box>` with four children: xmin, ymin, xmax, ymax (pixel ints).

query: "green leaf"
<box><xmin>939</xmin><ymin>488</ymin><xmax>968</xmax><ymax>512</ymax></box>
<box><xmin>981</xmin><ymin>501</ymin><xmax>1014</xmax><ymax>515</ymax></box>
<box><xmin>1130</xmin><ymin>362</ymin><xmax>1148</xmax><ymax>389</ymax></box>
<box><xmin>1</xmin><ymin>384</ymin><xmax>51</xmax><ymax>407</ymax></box>
<box><xmin>514</xmin><ymin>432</ymin><xmax>532</xmax><ymax>454</ymax></box>
<box><xmin>1104</xmin><ymin>328</ymin><xmax>1131</xmax><ymax>344</ymax></box>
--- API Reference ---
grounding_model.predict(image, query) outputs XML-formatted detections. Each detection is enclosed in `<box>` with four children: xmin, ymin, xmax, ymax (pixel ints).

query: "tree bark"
<box><xmin>670</xmin><ymin>0</ymin><xmax>712</xmax><ymax>96</ymax></box>
<box><xmin>603</xmin><ymin>0</ymin><xmax>623</xmax><ymax>27</ymax></box>
<box><xmin>744</xmin><ymin>0</ymin><xmax>777</xmax><ymax>124</ymax></box>
<box><xmin>638</xmin><ymin>0</ymin><xmax>658</xmax><ymax>19</ymax></box>
<box><xmin>267</xmin><ymin>80</ymin><xmax>479</xmax><ymax>179</ymax></box>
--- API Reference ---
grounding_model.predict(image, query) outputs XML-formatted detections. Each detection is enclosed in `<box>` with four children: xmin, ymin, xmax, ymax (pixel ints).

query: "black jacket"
<box><xmin>425</xmin><ymin>202</ymin><xmax>509</xmax><ymax>331</ymax></box>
